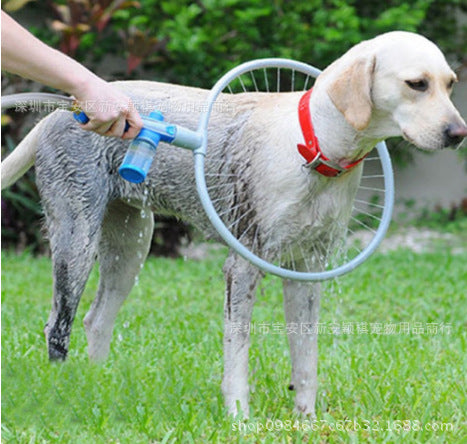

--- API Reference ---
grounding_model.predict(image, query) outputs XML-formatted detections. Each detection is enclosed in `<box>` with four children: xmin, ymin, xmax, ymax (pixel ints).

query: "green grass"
<box><xmin>2</xmin><ymin>241</ymin><xmax>466</xmax><ymax>443</ymax></box>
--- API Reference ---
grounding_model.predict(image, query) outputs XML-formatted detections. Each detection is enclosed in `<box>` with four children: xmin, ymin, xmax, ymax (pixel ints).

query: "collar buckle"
<box><xmin>303</xmin><ymin>151</ymin><xmax>322</xmax><ymax>170</ymax></box>
<box><xmin>303</xmin><ymin>151</ymin><xmax>346</xmax><ymax>177</ymax></box>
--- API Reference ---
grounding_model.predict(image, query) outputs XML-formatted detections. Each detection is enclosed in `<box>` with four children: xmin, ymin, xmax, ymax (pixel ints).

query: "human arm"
<box><xmin>1</xmin><ymin>11</ymin><xmax>143</xmax><ymax>138</ymax></box>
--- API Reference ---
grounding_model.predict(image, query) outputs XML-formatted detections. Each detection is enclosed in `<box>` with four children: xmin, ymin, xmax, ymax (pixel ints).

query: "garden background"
<box><xmin>2</xmin><ymin>0</ymin><xmax>466</xmax><ymax>254</ymax></box>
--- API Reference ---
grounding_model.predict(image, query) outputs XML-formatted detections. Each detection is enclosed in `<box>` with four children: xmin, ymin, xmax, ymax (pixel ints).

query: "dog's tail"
<box><xmin>1</xmin><ymin>116</ymin><xmax>50</xmax><ymax>189</ymax></box>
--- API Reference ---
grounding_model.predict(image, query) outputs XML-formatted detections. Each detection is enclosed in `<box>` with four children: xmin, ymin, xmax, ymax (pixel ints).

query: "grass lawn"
<box><xmin>1</xmin><ymin>237</ymin><xmax>466</xmax><ymax>443</ymax></box>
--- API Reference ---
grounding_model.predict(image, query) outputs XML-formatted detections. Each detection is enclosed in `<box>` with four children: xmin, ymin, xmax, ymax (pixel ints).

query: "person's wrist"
<box><xmin>66</xmin><ymin>71</ymin><xmax>105</xmax><ymax>104</ymax></box>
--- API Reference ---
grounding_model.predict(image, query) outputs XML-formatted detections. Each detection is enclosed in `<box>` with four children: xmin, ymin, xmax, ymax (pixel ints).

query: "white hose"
<box><xmin>1</xmin><ymin>92</ymin><xmax>74</xmax><ymax>110</ymax></box>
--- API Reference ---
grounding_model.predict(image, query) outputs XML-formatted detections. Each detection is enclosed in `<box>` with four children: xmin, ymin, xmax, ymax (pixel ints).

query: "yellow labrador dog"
<box><xmin>2</xmin><ymin>31</ymin><xmax>466</xmax><ymax>417</ymax></box>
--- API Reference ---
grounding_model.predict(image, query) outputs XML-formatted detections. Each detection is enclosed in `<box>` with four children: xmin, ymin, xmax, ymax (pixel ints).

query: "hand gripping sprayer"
<box><xmin>73</xmin><ymin>109</ymin><xmax>202</xmax><ymax>183</ymax></box>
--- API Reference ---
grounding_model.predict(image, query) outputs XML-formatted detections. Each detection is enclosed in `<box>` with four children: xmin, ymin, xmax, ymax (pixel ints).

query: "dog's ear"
<box><xmin>328</xmin><ymin>56</ymin><xmax>376</xmax><ymax>131</ymax></box>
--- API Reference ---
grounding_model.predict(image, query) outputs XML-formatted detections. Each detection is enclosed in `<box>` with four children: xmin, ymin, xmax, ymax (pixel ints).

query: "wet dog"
<box><xmin>2</xmin><ymin>32</ymin><xmax>466</xmax><ymax>417</ymax></box>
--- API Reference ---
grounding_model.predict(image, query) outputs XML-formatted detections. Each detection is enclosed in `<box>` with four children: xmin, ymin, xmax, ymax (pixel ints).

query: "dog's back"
<box><xmin>32</xmin><ymin>82</ymin><xmax>354</xmax><ymax>252</ymax></box>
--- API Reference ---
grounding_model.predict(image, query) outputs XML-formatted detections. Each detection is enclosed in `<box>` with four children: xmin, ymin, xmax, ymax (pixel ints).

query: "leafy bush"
<box><xmin>8</xmin><ymin>0</ymin><xmax>465</xmax><ymax>84</ymax></box>
<box><xmin>2</xmin><ymin>0</ymin><xmax>466</xmax><ymax>254</ymax></box>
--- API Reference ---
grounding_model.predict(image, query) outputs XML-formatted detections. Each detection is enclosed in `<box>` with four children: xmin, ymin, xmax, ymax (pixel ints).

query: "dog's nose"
<box><xmin>444</xmin><ymin>122</ymin><xmax>467</xmax><ymax>147</ymax></box>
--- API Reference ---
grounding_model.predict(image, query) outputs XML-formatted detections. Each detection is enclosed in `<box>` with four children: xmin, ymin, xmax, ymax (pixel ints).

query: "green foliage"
<box><xmin>11</xmin><ymin>0</ymin><xmax>464</xmax><ymax>85</ymax></box>
<box><xmin>396</xmin><ymin>198</ymin><xmax>467</xmax><ymax>234</ymax></box>
<box><xmin>2</xmin><ymin>0</ymin><xmax>466</xmax><ymax>253</ymax></box>
<box><xmin>108</xmin><ymin>0</ymin><xmax>441</xmax><ymax>86</ymax></box>
<box><xmin>1</xmin><ymin>131</ymin><xmax>48</xmax><ymax>254</ymax></box>
<box><xmin>1</xmin><ymin>179</ymin><xmax>44</xmax><ymax>251</ymax></box>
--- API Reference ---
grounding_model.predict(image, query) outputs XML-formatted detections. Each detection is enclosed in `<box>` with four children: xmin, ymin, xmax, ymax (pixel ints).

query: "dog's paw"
<box><xmin>293</xmin><ymin>390</ymin><xmax>317</xmax><ymax>418</ymax></box>
<box><xmin>225</xmin><ymin>399</ymin><xmax>250</xmax><ymax>419</ymax></box>
<box><xmin>47</xmin><ymin>343</ymin><xmax>68</xmax><ymax>361</ymax></box>
<box><xmin>293</xmin><ymin>403</ymin><xmax>316</xmax><ymax>418</ymax></box>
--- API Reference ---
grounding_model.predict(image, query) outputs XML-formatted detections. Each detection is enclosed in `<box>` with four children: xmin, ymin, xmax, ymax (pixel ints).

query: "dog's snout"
<box><xmin>444</xmin><ymin>122</ymin><xmax>467</xmax><ymax>148</ymax></box>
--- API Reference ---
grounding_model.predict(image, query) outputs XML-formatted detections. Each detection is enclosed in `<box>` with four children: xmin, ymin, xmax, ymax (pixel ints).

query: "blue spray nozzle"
<box><xmin>73</xmin><ymin>107</ymin><xmax>174</xmax><ymax>184</ymax></box>
<box><xmin>118</xmin><ymin>109</ymin><xmax>175</xmax><ymax>184</ymax></box>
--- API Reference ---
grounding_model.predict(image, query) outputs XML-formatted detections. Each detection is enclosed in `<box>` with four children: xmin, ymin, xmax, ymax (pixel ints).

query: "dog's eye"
<box><xmin>405</xmin><ymin>79</ymin><xmax>428</xmax><ymax>92</ymax></box>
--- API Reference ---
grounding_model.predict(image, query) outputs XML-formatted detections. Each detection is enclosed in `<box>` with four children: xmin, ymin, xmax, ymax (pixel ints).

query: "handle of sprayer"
<box><xmin>73</xmin><ymin>110</ymin><xmax>131</xmax><ymax>132</ymax></box>
<box><xmin>74</xmin><ymin>108</ymin><xmax>202</xmax><ymax>150</ymax></box>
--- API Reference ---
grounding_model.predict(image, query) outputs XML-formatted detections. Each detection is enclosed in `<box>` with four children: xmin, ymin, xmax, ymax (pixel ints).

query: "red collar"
<box><xmin>297</xmin><ymin>88</ymin><xmax>366</xmax><ymax>177</ymax></box>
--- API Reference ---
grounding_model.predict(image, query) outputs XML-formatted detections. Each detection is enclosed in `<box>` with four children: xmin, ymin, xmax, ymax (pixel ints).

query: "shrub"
<box><xmin>2</xmin><ymin>0</ymin><xmax>465</xmax><ymax>254</ymax></box>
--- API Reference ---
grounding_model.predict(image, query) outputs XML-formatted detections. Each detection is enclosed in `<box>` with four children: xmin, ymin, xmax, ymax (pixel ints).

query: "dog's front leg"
<box><xmin>283</xmin><ymin>279</ymin><xmax>321</xmax><ymax>416</ymax></box>
<box><xmin>221</xmin><ymin>252</ymin><xmax>261</xmax><ymax>418</ymax></box>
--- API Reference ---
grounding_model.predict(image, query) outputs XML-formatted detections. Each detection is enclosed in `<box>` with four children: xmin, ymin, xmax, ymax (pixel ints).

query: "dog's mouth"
<box><xmin>446</xmin><ymin>138</ymin><xmax>466</xmax><ymax>151</ymax></box>
<box><xmin>402</xmin><ymin>130</ymin><xmax>415</xmax><ymax>145</ymax></box>
<box><xmin>401</xmin><ymin>130</ymin><xmax>456</xmax><ymax>151</ymax></box>
<box><xmin>401</xmin><ymin>130</ymin><xmax>431</xmax><ymax>150</ymax></box>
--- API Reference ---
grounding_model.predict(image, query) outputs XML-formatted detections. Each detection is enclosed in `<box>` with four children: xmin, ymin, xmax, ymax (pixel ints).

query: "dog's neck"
<box><xmin>307</xmin><ymin>86</ymin><xmax>384</xmax><ymax>167</ymax></box>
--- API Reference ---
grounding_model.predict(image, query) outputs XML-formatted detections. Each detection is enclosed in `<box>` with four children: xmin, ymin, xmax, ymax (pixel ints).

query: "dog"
<box><xmin>2</xmin><ymin>31</ymin><xmax>466</xmax><ymax>417</ymax></box>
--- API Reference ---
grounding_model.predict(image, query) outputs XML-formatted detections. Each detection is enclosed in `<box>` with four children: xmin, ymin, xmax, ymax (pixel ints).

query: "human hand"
<box><xmin>72</xmin><ymin>78</ymin><xmax>143</xmax><ymax>139</ymax></box>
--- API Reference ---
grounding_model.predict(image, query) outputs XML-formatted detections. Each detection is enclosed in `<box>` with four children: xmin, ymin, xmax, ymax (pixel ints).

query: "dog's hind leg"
<box><xmin>43</xmin><ymin>194</ymin><xmax>107</xmax><ymax>361</ymax></box>
<box><xmin>84</xmin><ymin>201</ymin><xmax>153</xmax><ymax>361</ymax></box>
<box><xmin>283</xmin><ymin>280</ymin><xmax>321</xmax><ymax>417</ymax></box>
<box><xmin>221</xmin><ymin>252</ymin><xmax>262</xmax><ymax>418</ymax></box>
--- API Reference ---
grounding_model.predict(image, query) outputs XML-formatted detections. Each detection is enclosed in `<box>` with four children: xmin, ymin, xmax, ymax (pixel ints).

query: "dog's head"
<box><xmin>326</xmin><ymin>31</ymin><xmax>467</xmax><ymax>150</ymax></box>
